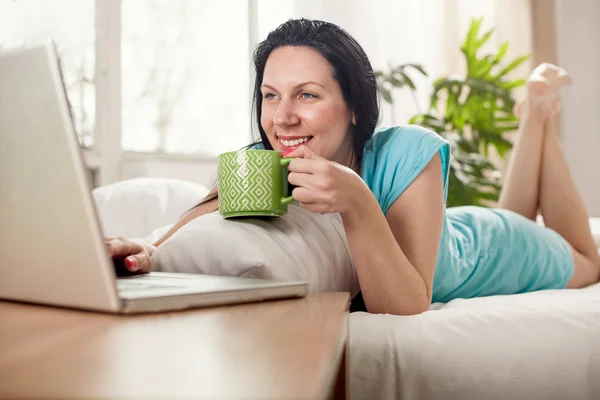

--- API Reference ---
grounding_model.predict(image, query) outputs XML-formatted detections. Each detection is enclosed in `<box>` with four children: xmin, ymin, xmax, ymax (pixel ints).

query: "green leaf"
<box><xmin>389</xmin><ymin>76</ymin><xmax>406</xmax><ymax>88</ymax></box>
<box><xmin>464</xmin><ymin>18</ymin><xmax>483</xmax><ymax>54</ymax></box>
<box><xmin>490</xmin><ymin>41</ymin><xmax>509</xmax><ymax>66</ymax></box>
<box><xmin>472</xmin><ymin>59</ymin><xmax>494</xmax><ymax>78</ymax></box>
<box><xmin>461</xmin><ymin>46</ymin><xmax>476</xmax><ymax>72</ymax></box>
<box><xmin>410</xmin><ymin>114</ymin><xmax>446</xmax><ymax>132</ymax></box>
<box><xmin>398</xmin><ymin>71</ymin><xmax>416</xmax><ymax>89</ymax></box>
<box><xmin>400</xmin><ymin>17</ymin><xmax>529</xmax><ymax>207</ymax></box>
<box><xmin>403</xmin><ymin>63</ymin><xmax>428</xmax><ymax>77</ymax></box>
<box><xmin>494</xmin><ymin>54</ymin><xmax>530</xmax><ymax>79</ymax></box>
<box><xmin>503</xmin><ymin>78</ymin><xmax>526</xmax><ymax>89</ymax></box>
<box><xmin>474</xmin><ymin>29</ymin><xmax>494</xmax><ymax>51</ymax></box>
<box><xmin>494</xmin><ymin>122</ymin><xmax>520</xmax><ymax>132</ymax></box>
<box><xmin>380</xmin><ymin>87</ymin><xmax>393</xmax><ymax>104</ymax></box>
<box><xmin>431</xmin><ymin>93</ymin><xmax>439</xmax><ymax>110</ymax></box>
<box><xmin>494</xmin><ymin>115</ymin><xmax>519</xmax><ymax>122</ymax></box>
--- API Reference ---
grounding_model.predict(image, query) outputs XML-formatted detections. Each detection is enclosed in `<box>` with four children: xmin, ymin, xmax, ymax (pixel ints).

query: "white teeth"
<box><xmin>280</xmin><ymin>136</ymin><xmax>311</xmax><ymax>147</ymax></box>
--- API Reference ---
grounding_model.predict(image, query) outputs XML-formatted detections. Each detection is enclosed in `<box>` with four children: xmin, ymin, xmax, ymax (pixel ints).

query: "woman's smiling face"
<box><xmin>260</xmin><ymin>46</ymin><xmax>355</xmax><ymax>164</ymax></box>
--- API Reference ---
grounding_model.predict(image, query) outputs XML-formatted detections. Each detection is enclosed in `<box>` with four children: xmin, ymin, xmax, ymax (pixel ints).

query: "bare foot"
<box><xmin>514</xmin><ymin>63</ymin><xmax>572</xmax><ymax>120</ymax></box>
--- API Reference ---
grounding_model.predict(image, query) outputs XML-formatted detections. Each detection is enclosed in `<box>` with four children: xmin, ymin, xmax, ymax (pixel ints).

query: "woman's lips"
<box><xmin>279</xmin><ymin>136</ymin><xmax>313</xmax><ymax>152</ymax></box>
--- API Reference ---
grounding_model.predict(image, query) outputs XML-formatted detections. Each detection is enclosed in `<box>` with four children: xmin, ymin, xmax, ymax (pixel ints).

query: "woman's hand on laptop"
<box><xmin>105</xmin><ymin>237</ymin><xmax>155</xmax><ymax>275</ymax></box>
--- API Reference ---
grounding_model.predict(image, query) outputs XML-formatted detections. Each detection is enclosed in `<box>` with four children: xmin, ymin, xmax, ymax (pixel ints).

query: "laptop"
<box><xmin>0</xmin><ymin>42</ymin><xmax>308</xmax><ymax>314</ymax></box>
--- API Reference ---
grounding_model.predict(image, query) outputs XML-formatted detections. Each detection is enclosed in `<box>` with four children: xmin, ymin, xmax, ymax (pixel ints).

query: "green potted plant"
<box><xmin>376</xmin><ymin>18</ymin><xmax>530</xmax><ymax>207</ymax></box>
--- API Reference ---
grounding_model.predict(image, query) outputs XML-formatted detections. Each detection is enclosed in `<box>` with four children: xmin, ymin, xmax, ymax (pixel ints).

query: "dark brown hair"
<box><xmin>195</xmin><ymin>18</ymin><xmax>379</xmax><ymax>208</ymax></box>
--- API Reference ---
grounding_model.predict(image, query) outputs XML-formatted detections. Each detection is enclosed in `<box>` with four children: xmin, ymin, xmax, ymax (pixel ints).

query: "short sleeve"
<box><xmin>361</xmin><ymin>125</ymin><xmax>451</xmax><ymax>215</ymax></box>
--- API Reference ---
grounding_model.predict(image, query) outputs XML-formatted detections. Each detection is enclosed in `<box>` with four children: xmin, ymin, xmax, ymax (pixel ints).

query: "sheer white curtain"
<box><xmin>121</xmin><ymin>0</ymin><xmax>250</xmax><ymax>155</ymax></box>
<box><xmin>257</xmin><ymin>0</ymin><xmax>533</xmax><ymax>128</ymax></box>
<box><xmin>121</xmin><ymin>0</ymin><xmax>534</xmax><ymax>156</ymax></box>
<box><xmin>0</xmin><ymin>0</ymin><xmax>96</xmax><ymax>148</ymax></box>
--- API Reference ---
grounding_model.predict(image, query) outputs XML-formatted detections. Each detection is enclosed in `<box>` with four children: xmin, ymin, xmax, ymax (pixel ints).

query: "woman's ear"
<box><xmin>352</xmin><ymin>112</ymin><xmax>356</xmax><ymax>125</ymax></box>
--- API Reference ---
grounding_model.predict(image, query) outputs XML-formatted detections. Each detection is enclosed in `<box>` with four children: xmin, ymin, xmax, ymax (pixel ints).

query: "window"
<box><xmin>0</xmin><ymin>0</ymin><xmax>96</xmax><ymax>148</ymax></box>
<box><xmin>2</xmin><ymin>0</ymin><xmax>531</xmax><ymax>182</ymax></box>
<box><xmin>121</xmin><ymin>0</ymin><xmax>251</xmax><ymax>156</ymax></box>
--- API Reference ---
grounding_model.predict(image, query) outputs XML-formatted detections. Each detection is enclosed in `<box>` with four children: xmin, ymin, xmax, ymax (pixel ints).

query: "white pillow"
<box><xmin>92</xmin><ymin>177</ymin><xmax>208</xmax><ymax>239</ymax></box>
<box><xmin>151</xmin><ymin>203</ymin><xmax>359</xmax><ymax>296</ymax></box>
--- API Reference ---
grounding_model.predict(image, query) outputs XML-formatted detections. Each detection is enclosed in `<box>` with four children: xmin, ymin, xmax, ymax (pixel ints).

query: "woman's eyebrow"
<box><xmin>261</xmin><ymin>81</ymin><xmax>325</xmax><ymax>90</ymax></box>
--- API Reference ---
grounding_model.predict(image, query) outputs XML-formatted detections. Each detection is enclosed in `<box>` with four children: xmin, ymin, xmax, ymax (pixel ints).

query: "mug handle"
<box><xmin>280</xmin><ymin>158</ymin><xmax>295</xmax><ymax>206</ymax></box>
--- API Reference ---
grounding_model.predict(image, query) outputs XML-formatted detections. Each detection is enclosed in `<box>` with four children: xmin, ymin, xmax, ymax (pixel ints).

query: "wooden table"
<box><xmin>0</xmin><ymin>292</ymin><xmax>350</xmax><ymax>399</ymax></box>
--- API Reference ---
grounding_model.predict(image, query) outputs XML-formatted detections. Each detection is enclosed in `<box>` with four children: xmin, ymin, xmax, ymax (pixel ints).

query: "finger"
<box><xmin>106</xmin><ymin>238</ymin><xmax>129</xmax><ymax>258</ymax></box>
<box><xmin>288</xmin><ymin>158</ymin><xmax>327</xmax><ymax>174</ymax></box>
<box><xmin>106</xmin><ymin>237</ymin><xmax>144</xmax><ymax>258</ymax></box>
<box><xmin>105</xmin><ymin>240</ymin><xmax>120</xmax><ymax>257</ymax></box>
<box><xmin>291</xmin><ymin>187</ymin><xmax>319</xmax><ymax>203</ymax></box>
<box><xmin>284</xmin><ymin>145</ymin><xmax>318</xmax><ymax>160</ymax></box>
<box><xmin>287</xmin><ymin>171</ymin><xmax>316</xmax><ymax>188</ymax></box>
<box><xmin>124</xmin><ymin>253</ymin><xmax>151</xmax><ymax>273</ymax></box>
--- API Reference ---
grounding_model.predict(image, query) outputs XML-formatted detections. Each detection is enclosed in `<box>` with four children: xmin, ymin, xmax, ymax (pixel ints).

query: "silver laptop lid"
<box><xmin>0</xmin><ymin>42</ymin><xmax>120</xmax><ymax>312</ymax></box>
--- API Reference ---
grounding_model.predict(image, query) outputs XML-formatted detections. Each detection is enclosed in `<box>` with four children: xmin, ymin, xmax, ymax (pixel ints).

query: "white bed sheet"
<box><xmin>349</xmin><ymin>282</ymin><xmax>600</xmax><ymax>400</ymax></box>
<box><xmin>349</xmin><ymin>218</ymin><xmax>600</xmax><ymax>400</ymax></box>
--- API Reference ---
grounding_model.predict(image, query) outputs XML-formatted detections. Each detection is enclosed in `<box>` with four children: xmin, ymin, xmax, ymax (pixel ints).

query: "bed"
<box><xmin>93</xmin><ymin>177</ymin><xmax>600</xmax><ymax>400</ymax></box>
<box><xmin>350</xmin><ymin>283</ymin><xmax>600</xmax><ymax>400</ymax></box>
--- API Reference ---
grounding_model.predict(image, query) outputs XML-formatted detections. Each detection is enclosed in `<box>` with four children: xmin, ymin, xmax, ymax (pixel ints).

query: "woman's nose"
<box><xmin>273</xmin><ymin>98</ymin><xmax>300</xmax><ymax>127</ymax></box>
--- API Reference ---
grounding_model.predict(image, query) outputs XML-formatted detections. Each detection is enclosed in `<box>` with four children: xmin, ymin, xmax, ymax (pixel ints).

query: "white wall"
<box><xmin>555</xmin><ymin>0</ymin><xmax>600</xmax><ymax>217</ymax></box>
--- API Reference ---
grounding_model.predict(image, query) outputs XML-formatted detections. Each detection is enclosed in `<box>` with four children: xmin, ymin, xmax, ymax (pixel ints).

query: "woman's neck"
<box><xmin>333</xmin><ymin>147</ymin><xmax>360</xmax><ymax>176</ymax></box>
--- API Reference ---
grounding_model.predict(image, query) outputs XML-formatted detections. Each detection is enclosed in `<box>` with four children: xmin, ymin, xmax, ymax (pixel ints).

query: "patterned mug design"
<box><xmin>218</xmin><ymin>150</ymin><xmax>294</xmax><ymax>218</ymax></box>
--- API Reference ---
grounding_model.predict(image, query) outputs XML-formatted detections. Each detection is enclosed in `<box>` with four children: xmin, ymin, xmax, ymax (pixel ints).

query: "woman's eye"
<box><xmin>263</xmin><ymin>93</ymin><xmax>277</xmax><ymax>100</ymax></box>
<box><xmin>300</xmin><ymin>92</ymin><xmax>317</xmax><ymax>100</ymax></box>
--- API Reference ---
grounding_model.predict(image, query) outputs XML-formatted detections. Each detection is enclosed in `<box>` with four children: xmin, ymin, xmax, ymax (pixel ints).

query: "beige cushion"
<box><xmin>151</xmin><ymin>203</ymin><xmax>359</xmax><ymax>296</ymax></box>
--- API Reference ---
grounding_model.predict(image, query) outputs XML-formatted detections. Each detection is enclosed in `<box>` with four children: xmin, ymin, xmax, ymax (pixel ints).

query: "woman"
<box><xmin>107</xmin><ymin>19</ymin><xmax>600</xmax><ymax>315</ymax></box>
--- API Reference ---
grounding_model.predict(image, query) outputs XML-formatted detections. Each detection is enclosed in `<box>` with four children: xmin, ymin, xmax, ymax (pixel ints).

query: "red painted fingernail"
<box><xmin>125</xmin><ymin>257</ymin><xmax>138</xmax><ymax>270</ymax></box>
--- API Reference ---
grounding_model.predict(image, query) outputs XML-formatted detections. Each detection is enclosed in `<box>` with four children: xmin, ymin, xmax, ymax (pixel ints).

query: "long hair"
<box><xmin>197</xmin><ymin>18</ymin><xmax>380</xmax><ymax>207</ymax></box>
<box><xmin>252</xmin><ymin>18</ymin><xmax>379</xmax><ymax>167</ymax></box>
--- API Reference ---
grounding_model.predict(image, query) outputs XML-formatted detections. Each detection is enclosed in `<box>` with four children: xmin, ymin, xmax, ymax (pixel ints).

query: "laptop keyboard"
<box><xmin>117</xmin><ymin>279</ymin><xmax>181</xmax><ymax>292</ymax></box>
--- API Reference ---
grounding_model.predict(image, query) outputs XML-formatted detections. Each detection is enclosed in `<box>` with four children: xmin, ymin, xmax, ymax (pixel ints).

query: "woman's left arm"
<box><xmin>286</xmin><ymin>147</ymin><xmax>444</xmax><ymax>316</ymax></box>
<box><xmin>343</xmin><ymin>153</ymin><xmax>444</xmax><ymax>315</ymax></box>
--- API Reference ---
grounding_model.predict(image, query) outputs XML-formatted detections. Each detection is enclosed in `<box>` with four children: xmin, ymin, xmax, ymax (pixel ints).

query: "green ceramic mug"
<box><xmin>217</xmin><ymin>150</ymin><xmax>295</xmax><ymax>218</ymax></box>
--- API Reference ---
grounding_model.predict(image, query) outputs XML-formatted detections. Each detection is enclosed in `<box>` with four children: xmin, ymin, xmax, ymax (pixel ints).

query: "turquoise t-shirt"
<box><xmin>251</xmin><ymin>125</ymin><xmax>574</xmax><ymax>302</ymax></box>
<box><xmin>361</xmin><ymin>125</ymin><xmax>574</xmax><ymax>303</ymax></box>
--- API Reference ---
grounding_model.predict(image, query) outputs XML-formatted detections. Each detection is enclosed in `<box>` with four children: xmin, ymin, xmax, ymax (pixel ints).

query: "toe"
<box><xmin>527</xmin><ymin>78</ymin><xmax>551</xmax><ymax>98</ymax></box>
<box><xmin>549</xmin><ymin>72</ymin><xmax>572</xmax><ymax>92</ymax></box>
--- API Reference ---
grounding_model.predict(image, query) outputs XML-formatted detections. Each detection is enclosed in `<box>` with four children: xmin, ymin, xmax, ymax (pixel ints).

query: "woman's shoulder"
<box><xmin>361</xmin><ymin>125</ymin><xmax>451</xmax><ymax>214</ymax></box>
<box><xmin>365</xmin><ymin>124</ymin><xmax>448</xmax><ymax>155</ymax></box>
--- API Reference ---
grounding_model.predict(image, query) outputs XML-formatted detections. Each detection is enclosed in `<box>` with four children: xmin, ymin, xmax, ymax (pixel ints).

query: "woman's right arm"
<box><xmin>107</xmin><ymin>186</ymin><xmax>218</xmax><ymax>273</ymax></box>
<box><xmin>152</xmin><ymin>196</ymin><xmax>218</xmax><ymax>247</ymax></box>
